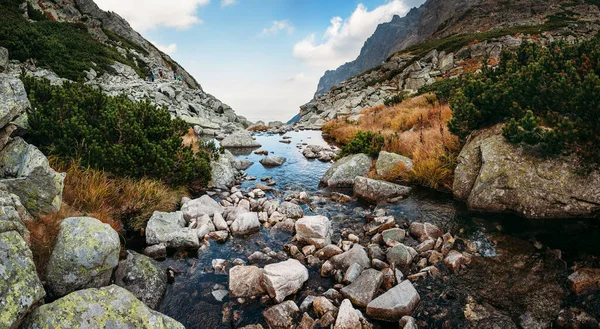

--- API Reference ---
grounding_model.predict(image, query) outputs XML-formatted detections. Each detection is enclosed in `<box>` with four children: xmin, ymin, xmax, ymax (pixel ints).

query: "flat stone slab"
<box><xmin>366</xmin><ymin>280</ymin><xmax>420</xmax><ymax>321</ymax></box>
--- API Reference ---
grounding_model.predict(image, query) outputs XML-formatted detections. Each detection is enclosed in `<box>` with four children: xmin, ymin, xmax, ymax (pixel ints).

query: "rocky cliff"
<box><xmin>313</xmin><ymin>0</ymin><xmax>600</xmax><ymax>97</ymax></box>
<box><xmin>5</xmin><ymin>0</ymin><xmax>248</xmax><ymax>134</ymax></box>
<box><xmin>296</xmin><ymin>1</ymin><xmax>600</xmax><ymax>129</ymax></box>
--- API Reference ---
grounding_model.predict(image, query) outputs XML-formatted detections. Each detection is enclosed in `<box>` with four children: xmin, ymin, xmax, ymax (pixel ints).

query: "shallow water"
<box><xmin>156</xmin><ymin>131</ymin><xmax>600</xmax><ymax>329</ymax></box>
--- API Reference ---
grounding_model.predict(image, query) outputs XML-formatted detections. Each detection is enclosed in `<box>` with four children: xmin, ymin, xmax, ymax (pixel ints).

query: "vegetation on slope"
<box><xmin>323</xmin><ymin>95</ymin><xmax>459</xmax><ymax>190</ymax></box>
<box><xmin>447</xmin><ymin>37</ymin><xmax>600</xmax><ymax>167</ymax></box>
<box><xmin>0</xmin><ymin>0</ymin><xmax>146</xmax><ymax>80</ymax></box>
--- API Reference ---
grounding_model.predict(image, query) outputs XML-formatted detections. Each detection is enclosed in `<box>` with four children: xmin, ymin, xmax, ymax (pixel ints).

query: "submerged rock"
<box><xmin>115</xmin><ymin>251</ymin><xmax>167</xmax><ymax>309</ymax></box>
<box><xmin>21</xmin><ymin>285</ymin><xmax>185</xmax><ymax>329</ymax></box>
<box><xmin>320</xmin><ymin>153</ymin><xmax>372</xmax><ymax>187</ymax></box>
<box><xmin>210</xmin><ymin>153</ymin><xmax>237</xmax><ymax>189</ymax></box>
<box><xmin>366</xmin><ymin>280</ymin><xmax>420</xmax><ymax>321</ymax></box>
<box><xmin>453</xmin><ymin>123</ymin><xmax>600</xmax><ymax>218</ymax></box>
<box><xmin>261</xmin><ymin>259</ymin><xmax>309</xmax><ymax>303</ymax></box>
<box><xmin>353</xmin><ymin>176</ymin><xmax>411</xmax><ymax>203</ymax></box>
<box><xmin>221</xmin><ymin>130</ymin><xmax>261</xmax><ymax>148</ymax></box>
<box><xmin>46</xmin><ymin>217</ymin><xmax>120</xmax><ymax>298</ymax></box>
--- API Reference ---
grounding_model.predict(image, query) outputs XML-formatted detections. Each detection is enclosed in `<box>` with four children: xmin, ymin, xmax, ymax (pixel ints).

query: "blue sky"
<box><xmin>95</xmin><ymin>0</ymin><xmax>426</xmax><ymax>122</ymax></box>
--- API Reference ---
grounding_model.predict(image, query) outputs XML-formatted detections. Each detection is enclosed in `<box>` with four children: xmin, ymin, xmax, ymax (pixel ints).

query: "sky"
<box><xmin>94</xmin><ymin>0</ymin><xmax>426</xmax><ymax>123</ymax></box>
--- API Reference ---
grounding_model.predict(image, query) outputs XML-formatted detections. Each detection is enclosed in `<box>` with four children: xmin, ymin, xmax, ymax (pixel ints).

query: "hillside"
<box><xmin>296</xmin><ymin>0</ymin><xmax>600</xmax><ymax>129</ymax></box>
<box><xmin>313</xmin><ymin>0</ymin><xmax>600</xmax><ymax>97</ymax></box>
<box><xmin>0</xmin><ymin>0</ymin><xmax>248</xmax><ymax>133</ymax></box>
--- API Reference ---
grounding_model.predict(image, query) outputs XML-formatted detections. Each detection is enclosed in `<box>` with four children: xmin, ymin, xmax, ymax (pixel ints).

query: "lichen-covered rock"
<box><xmin>353</xmin><ymin>176</ymin><xmax>411</xmax><ymax>203</ymax></box>
<box><xmin>0</xmin><ymin>74</ymin><xmax>29</xmax><ymax>129</ymax></box>
<box><xmin>320</xmin><ymin>153</ymin><xmax>372</xmax><ymax>187</ymax></box>
<box><xmin>0</xmin><ymin>137</ymin><xmax>65</xmax><ymax>216</ymax></box>
<box><xmin>376</xmin><ymin>151</ymin><xmax>413</xmax><ymax>177</ymax></box>
<box><xmin>0</xmin><ymin>231</ymin><xmax>45</xmax><ymax>329</ymax></box>
<box><xmin>21</xmin><ymin>285</ymin><xmax>185</xmax><ymax>329</ymax></box>
<box><xmin>277</xmin><ymin>201</ymin><xmax>303</xmax><ymax>219</ymax></box>
<box><xmin>115</xmin><ymin>251</ymin><xmax>167</xmax><ymax>310</ymax></box>
<box><xmin>0</xmin><ymin>48</ymin><xmax>8</xmax><ymax>73</ymax></box>
<box><xmin>221</xmin><ymin>130</ymin><xmax>261</xmax><ymax>148</ymax></box>
<box><xmin>0</xmin><ymin>184</ymin><xmax>32</xmax><ymax>243</ymax></box>
<box><xmin>453</xmin><ymin>124</ymin><xmax>600</xmax><ymax>218</ymax></box>
<box><xmin>46</xmin><ymin>217</ymin><xmax>120</xmax><ymax>297</ymax></box>
<box><xmin>146</xmin><ymin>211</ymin><xmax>200</xmax><ymax>248</ymax></box>
<box><xmin>210</xmin><ymin>153</ymin><xmax>237</xmax><ymax>189</ymax></box>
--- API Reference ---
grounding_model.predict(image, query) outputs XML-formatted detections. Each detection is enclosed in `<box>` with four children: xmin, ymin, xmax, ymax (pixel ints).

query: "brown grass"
<box><xmin>182</xmin><ymin>128</ymin><xmax>201</xmax><ymax>153</ymax></box>
<box><xmin>323</xmin><ymin>94</ymin><xmax>460</xmax><ymax>190</ymax></box>
<box><xmin>26</xmin><ymin>158</ymin><xmax>185</xmax><ymax>275</ymax></box>
<box><xmin>248</xmin><ymin>125</ymin><xmax>270</xmax><ymax>132</ymax></box>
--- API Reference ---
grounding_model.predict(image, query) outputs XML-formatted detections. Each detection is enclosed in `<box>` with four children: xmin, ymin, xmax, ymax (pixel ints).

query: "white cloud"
<box><xmin>293</xmin><ymin>0</ymin><xmax>410</xmax><ymax>68</ymax></box>
<box><xmin>151</xmin><ymin>41</ymin><xmax>177</xmax><ymax>55</ymax></box>
<box><xmin>220</xmin><ymin>0</ymin><xmax>237</xmax><ymax>7</ymax></box>
<box><xmin>260</xmin><ymin>20</ymin><xmax>295</xmax><ymax>37</ymax></box>
<box><xmin>94</xmin><ymin>0</ymin><xmax>210</xmax><ymax>32</ymax></box>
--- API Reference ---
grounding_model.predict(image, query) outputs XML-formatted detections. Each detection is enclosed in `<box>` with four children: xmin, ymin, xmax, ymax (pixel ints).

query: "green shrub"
<box><xmin>0</xmin><ymin>1</ymin><xmax>145</xmax><ymax>81</ymax></box>
<box><xmin>448</xmin><ymin>37</ymin><xmax>600</xmax><ymax>166</ymax></box>
<box><xmin>338</xmin><ymin>131</ymin><xmax>385</xmax><ymax>158</ymax></box>
<box><xmin>383</xmin><ymin>92</ymin><xmax>408</xmax><ymax>107</ymax></box>
<box><xmin>23</xmin><ymin>76</ymin><xmax>212</xmax><ymax>188</ymax></box>
<box><xmin>418</xmin><ymin>78</ymin><xmax>461</xmax><ymax>103</ymax></box>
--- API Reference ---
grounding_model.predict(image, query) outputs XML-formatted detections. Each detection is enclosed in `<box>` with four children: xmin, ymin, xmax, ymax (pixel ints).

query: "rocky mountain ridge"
<box><xmin>9</xmin><ymin>0</ymin><xmax>248</xmax><ymax>134</ymax></box>
<box><xmin>313</xmin><ymin>0</ymin><xmax>600</xmax><ymax>97</ymax></box>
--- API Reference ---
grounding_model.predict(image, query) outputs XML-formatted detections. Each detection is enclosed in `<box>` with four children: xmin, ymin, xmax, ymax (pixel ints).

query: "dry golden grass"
<box><xmin>26</xmin><ymin>158</ymin><xmax>185</xmax><ymax>275</ymax></box>
<box><xmin>182</xmin><ymin>128</ymin><xmax>201</xmax><ymax>153</ymax></box>
<box><xmin>248</xmin><ymin>125</ymin><xmax>270</xmax><ymax>132</ymax></box>
<box><xmin>323</xmin><ymin>94</ymin><xmax>460</xmax><ymax>190</ymax></box>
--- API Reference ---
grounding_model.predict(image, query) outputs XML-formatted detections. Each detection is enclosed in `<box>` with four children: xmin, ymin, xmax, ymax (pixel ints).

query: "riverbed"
<box><xmin>156</xmin><ymin>131</ymin><xmax>600</xmax><ymax>328</ymax></box>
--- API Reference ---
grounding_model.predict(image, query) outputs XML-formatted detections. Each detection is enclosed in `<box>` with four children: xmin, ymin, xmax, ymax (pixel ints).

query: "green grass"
<box><xmin>0</xmin><ymin>0</ymin><xmax>146</xmax><ymax>81</ymax></box>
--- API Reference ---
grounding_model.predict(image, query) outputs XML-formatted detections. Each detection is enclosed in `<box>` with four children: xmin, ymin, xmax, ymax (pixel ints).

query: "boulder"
<box><xmin>329</xmin><ymin>244</ymin><xmax>370</xmax><ymax>271</ymax></box>
<box><xmin>46</xmin><ymin>217</ymin><xmax>120</xmax><ymax>297</ymax></box>
<box><xmin>340</xmin><ymin>269</ymin><xmax>383</xmax><ymax>307</ymax></box>
<box><xmin>210</xmin><ymin>154</ymin><xmax>237</xmax><ymax>189</ymax></box>
<box><xmin>21</xmin><ymin>285</ymin><xmax>185</xmax><ymax>329</ymax></box>
<box><xmin>387</xmin><ymin>244</ymin><xmax>414</xmax><ymax>267</ymax></box>
<box><xmin>376</xmin><ymin>151</ymin><xmax>413</xmax><ymax>177</ymax></box>
<box><xmin>567</xmin><ymin>268</ymin><xmax>600</xmax><ymax>295</ymax></box>
<box><xmin>115</xmin><ymin>251</ymin><xmax>167</xmax><ymax>309</ymax></box>
<box><xmin>229</xmin><ymin>265</ymin><xmax>266</xmax><ymax>297</ymax></box>
<box><xmin>353</xmin><ymin>176</ymin><xmax>411</xmax><ymax>203</ymax></box>
<box><xmin>453</xmin><ymin>124</ymin><xmax>600</xmax><ymax>218</ymax></box>
<box><xmin>221</xmin><ymin>130</ymin><xmax>261</xmax><ymax>148</ymax></box>
<box><xmin>261</xmin><ymin>259</ymin><xmax>309</xmax><ymax>303</ymax></box>
<box><xmin>277</xmin><ymin>201</ymin><xmax>304</xmax><ymax>219</ymax></box>
<box><xmin>231</xmin><ymin>212</ymin><xmax>260</xmax><ymax>236</ymax></box>
<box><xmin>334</xmin><ymin>299</ymin><xmax>362</xmax><ymax>329</ymax></box>
<box><xmin>0</xmin><ymin>231</ymin><xmax>45</xmax><ymax>329</ymax></box>
<box><xmin>295</xmin><ymin>215</ymin><xmax>332</xmax><ymax>249</ymax></box>
<box><xmin>0</xmin><ymin>74</ymin><xmax>29</xmax><ymax>129</ymax></box>
<box><xmin>313</xmin><ymin>296</ymin><xmax>338</xmax><ymax>317</ymax></box>
<box><xmin>146</xmin><ymin>211</ymin><xmax>200</xmax><ymax>248</ymax></box>
<box><xmin>366</xmin><ymin>280</ymin><xmax>420</xmax><ymax>321</ymax></box>
<box><xmin>263</xmin><ymin>301</ymin><xmax>300</xmax><ymax>329</ymax></box>
<box><xmin>181</xmin><ymin>195</ymin><xmax>224</xmax><ymax>221</ymax></box>
<box><xmin>320</xmin><ymin>153</ymin><xmax>372</xmax><ymax>187</ymax></box>
<box><xmin>260</xmin><ymin>155</ymin><xmax>286</xmax><ymax>167</ymax></box>
<box><xmin>0</xmin><ymin>137</ymin><xmax>65</xmax><ymax>216</ymax></box>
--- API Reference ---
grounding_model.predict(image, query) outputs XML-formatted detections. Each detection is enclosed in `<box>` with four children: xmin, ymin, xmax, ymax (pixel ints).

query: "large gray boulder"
<box><xmin>181</xmin><ymin>195</ymin><xmax>224</xmax><ymax>221</ymax></box>
<box><xmin>453</xmin><ymin>124</ymin><xmax>600</xmax><ymax>218</ymax></box>
<box><xmin>146</xmin><ymin>211</ymin><xmax>200</xmax><ymax>248</ymax></box>
<box><xmin>0</xmin><ymin>137</ymin><xmax>65</xmax><ymax>216</ymax></box>
<box><xmin>295</xmin><ymin>215</ymin><xmax>331</xmax><ymax>248</ymax></box>
<box><xmin>366</xmin><ymin>280</ymin><xmax>420</xmax><ymax>321</ymax></box>
<box><xmin>353</xmin><ymin>176</ymin><xmax>412</xmax><ymax>203</ymax></box>
<box><xmin>221</xmin><ymin>130</ymin><xmax>261</xmax><ymax>148</ymax></box>
<box><xmin>260</xmin><ymin>155</ymin><xmax>286</xmax><ymax>167</ymax></box>
<box><xmin>261</xmin><ymin>259</ymin><xmax>309</xmax><ymax>303</ymax></box>
<box><xmin>320</xmin><ymin>153</ymin><xmax>372</xmax><ymax>187</ymax></box>
<box><xmin>210</xmin><ymin>153</ymin><xmax>237</xmax><ymax>189</ymax></box>
<box><xmin>340</xmin><ymin>269</ymin><xmax>383</xmax><ymax>307</ymax></box>
<box><xmin>46</xmin><ymin>217</ymin><xmax>120</xmax><ymax>298</ymax></box>
<box><xmin>21</xmin><ymin>285</ymin><xmax>185</xmax><ymax>329</ymax></box>
<box><xmin>115</xmin><ymin>251</ymin><xmax>167</xmax><ymax>310</ymax></box>
<box><xmin>0</xmin><ymin>230</ymin><xmax>45</xmax><ymax>329</ymax></box>
<box><xmin>0</xmin><ymin>74</ymin><xmax>29</xmax><ymax>129</ymax></box>
<box><xmin>277</xmin><ymin>201</ymin><xmax>303</xmax><ymax>219</ymax></box>
<box><xmin>231</xmin><ymin>212</ymin><xmax>260</xmax><ymax>236</ymax></box>
<box><xmin>376</xmin><ymin>151</ymin><xmax>413</xmax><ymax>177</ymax></box>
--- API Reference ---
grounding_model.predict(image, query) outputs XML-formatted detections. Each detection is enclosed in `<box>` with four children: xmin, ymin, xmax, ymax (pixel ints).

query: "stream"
<box><xmin>153</xmin><ymin>131</ymin><xmax>600</xmax><ymax>329</ymax></box>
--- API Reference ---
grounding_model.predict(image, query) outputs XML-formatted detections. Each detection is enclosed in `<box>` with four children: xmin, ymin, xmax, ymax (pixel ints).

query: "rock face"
<box><xmin>146</xmin><ymin>211</ymin><xmax>199</xmax><ymax>248</ymax></box>
<box><xmin>453</xmin><ymin>124</ymin><xmax>600</xmax><ymax>218</ymax></box>
<box><xmin>46</xmin><ymin>217</ymin><xmax>120</xmax><ymax>298</ymax></box>
<box><xmin>366</xmin><ymin>280</ymin><xmax>420</xmax><ymax>321</ymax></box>
<box><xmin>260</xmin><ymin>155</ymin><xmax>286</xmax><ymax>167</ymax></box>
<box><xmin>0</xmin><ymin>230</ymin><xmax>45</xmax><ymax>329</ymax></box>
<box><xmin>353</xmin><ymin>176</ymin><xmax>412</xmax><ymax>203</ymax></box>
<box><xmin>261</xmin><ymin>259</ymin><xmax>309</xmax><ymax>303</ymax></box>
<box><xmin>115</xmin><ymin>251</ymin><xmax>167</xmax><ymax>309</ymax></box>
<box><xmin>221</xmin><ymin>131</ymin><xmax>261</xmax><ymax>148</ymax></box>
<box><xmin>295</xmin><ymin>215</ymin><xmax>332</xmax><ymax>249</ymax></box>
<box><xmin>320</xmin><ymin>154</ymin><xmax>372</xmax><ymax>188</ymax></box>
<box><xmin>376</xmin><ymin>151</ymin><xmax>413</xmax><ymax>177</ymax></box>
<box><xmin>21</xmin><ymin>285</ymin><xmax>185</xmax><ymax>329</ymax></box>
